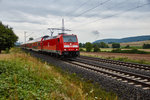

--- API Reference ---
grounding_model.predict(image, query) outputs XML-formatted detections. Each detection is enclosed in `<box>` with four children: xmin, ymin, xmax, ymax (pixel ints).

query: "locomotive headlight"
<box><xmin>64</xmin><ymin>45</ymin><xmax>70</xmax><ymax>47</ymax></box>
<box><xmin>73</xmin><ymin>45</ymin><xmax>78</xmax><ymax>47</ymax></box>
<box><xmin>64</xmin><ymin>49</ymin><xmax>67</xmax><ymax>51</ymax></box>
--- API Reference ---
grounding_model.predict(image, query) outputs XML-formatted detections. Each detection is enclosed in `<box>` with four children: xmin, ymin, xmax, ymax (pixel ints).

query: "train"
<box><xmin>22</xmin><ymin>33</ymin><xmax>80</xmax><ymax>57</ymax></box>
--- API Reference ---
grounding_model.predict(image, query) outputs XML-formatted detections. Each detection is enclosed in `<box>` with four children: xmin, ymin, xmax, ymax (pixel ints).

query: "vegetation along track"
<box><xmin>79</xmin><ymin>56</ymin><xmax>150</xmax><ymax>71</ymax></box>
<box><xmin>65</xmin><ymin>57</ymin><xmax>150</xmax><ymax>90</ymax></box>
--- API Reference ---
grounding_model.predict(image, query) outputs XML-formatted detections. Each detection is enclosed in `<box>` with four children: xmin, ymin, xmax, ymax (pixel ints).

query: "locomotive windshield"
<box><xmin>63</xmin><ymin>35</ymin><xmax>77</xmax><ymax>42</ymax></box>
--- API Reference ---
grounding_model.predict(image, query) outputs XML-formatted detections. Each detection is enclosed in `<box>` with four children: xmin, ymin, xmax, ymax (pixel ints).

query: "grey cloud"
<box><xmin>147</xmin><ymin>0</ymin><xmax>150</xmax><ymax>2</ymax></box>
<box><xmin>10</xmin><ymin>19</ymin><xmax>46</xmax><ymax>25</ymax></box>
<box><xmin>92</xmin><ymin>30</ymin><xmax>100</xmax><ymax>36</ymax></box>
<box><xmin>0</xmin><ymin>0</ymin><xmax>150</xmax><ymax>19</ymax></box>
<box><xmin>0</xmin><ymin>0</ymin><xmax>150</xmax><ymax>24</ymax></box>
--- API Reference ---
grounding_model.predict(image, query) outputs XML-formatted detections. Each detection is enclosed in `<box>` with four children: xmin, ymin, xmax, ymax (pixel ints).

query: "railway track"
<box><xmin>79</xmin><ymin>56</ymin><xmax>150</xmax><ymax>71</ymax></box>
<box><xmin>65</xmin><ymin>58</ymin><xmax>150</xmax><ymax>90</ymax></box>
<box><xmin>25</xmin><ymin>50</ymin><xmax>150</xmax><ymax>99</ymax></box>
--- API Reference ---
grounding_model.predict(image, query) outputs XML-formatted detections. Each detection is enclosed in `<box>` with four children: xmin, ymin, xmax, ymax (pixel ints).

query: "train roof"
<box><xmin>24</xmin><ymin>34</ymin><xmax>76</xmax><ymax>44</ymax></box>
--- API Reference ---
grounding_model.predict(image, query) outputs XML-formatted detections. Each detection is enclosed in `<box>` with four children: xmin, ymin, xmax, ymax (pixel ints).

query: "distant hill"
<box><xmin>94</xmin><ymin>35</ymin><xmax>150</xmax><ymax>43</ymax></box>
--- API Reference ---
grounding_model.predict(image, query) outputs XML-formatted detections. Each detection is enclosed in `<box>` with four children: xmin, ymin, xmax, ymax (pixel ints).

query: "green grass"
<box><xmin>80</xmin><ymin>48</ymin><xmax>112</xmax><ymax>52</ymax></box>
<box><xmin>111</xmin><ymin>48</ymin><xmax>150</xmax><ymax>54</ymax></box>
<box><xmin>0</xmin><ymin>48</ymin><xmax>118</xmax><ymax>100</ymax></box>
<box><xmin>100</xmin><ymin>48</ymin><xmax>112</xmax><ymax>52</ymax></box>
<box><xmin>121</xmin><ymin>46</ymin><xmax>142</xmax><ymax>49</ymax></box>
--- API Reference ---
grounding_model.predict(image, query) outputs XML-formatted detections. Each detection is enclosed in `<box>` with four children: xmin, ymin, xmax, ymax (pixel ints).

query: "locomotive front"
<box><xmin>62</xmin><ymin>34</ymin><xmax>80</xmax><ymax>57</ymax></box>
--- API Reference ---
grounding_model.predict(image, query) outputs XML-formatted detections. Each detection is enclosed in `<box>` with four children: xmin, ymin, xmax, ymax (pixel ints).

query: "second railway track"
<box><xmin>79</xmin><ymin>55</ymin><xmax>150</xmax><ymax>71</ymax></box>
<box><xmin>65</xmin><ymin>57</ymin><xmax>150</xmax><ymax>90</ymax></box>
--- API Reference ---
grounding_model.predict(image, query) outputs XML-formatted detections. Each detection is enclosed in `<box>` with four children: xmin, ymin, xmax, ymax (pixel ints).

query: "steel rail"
<box><xmin>66</xmin><ymin>58</ymin><xmax>150</xmax><ymax>89</ymax></box>
<box><xmin>79</xmin><ymin>56</ymin><xmax>150</xmax><ymax>71</ymax></box>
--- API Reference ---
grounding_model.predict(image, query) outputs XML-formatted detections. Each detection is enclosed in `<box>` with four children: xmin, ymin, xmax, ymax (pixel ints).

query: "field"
<box><xmin>107</xmin><ymin>40</ymin><xmax>150</xmax><ymax>48</ymax></box>
<box><xmin>80</xmin><ymin>52</ymin><xmax>150</xmax><ymax>65</ymax></box>
<box><xmin>120</xmin><ymin>40</ymin><xmax>150</xmax><ymax>47</ymax></box>
<box><xmin>0</xmin><ymin>48</ymin><xmax>117</xmax><ymax>100</ymax></box>
<box><xmin>81</xmin><ymin>47</ymin><xmax>150</xmax><ymax>52</ymax></box>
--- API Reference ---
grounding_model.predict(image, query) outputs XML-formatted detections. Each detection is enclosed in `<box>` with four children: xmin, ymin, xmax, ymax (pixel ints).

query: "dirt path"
<box><xmin>81</xmin><ymin>52</ymin><xmax>150</xmax><ymax>62</ymax></box>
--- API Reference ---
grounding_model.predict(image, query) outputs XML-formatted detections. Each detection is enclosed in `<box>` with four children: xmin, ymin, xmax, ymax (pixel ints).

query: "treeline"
<box><xmin>0</xmin><ymin>21</ymin><xmax>18</xmax><ymax>53</ymax></box>
<box><xmin>79</xmin><ymin>42</ymin><xmax>121</xmax><ymax>52</ymax></box>
<box><xmin>79</xmin><ymin>42</ymin><xmax>150</xmax><ymax>52</ymax></box>
<box><xmin>79</xmin><ymin>42</ymin><xmax>109</xmax><ymax>48</ymax></box>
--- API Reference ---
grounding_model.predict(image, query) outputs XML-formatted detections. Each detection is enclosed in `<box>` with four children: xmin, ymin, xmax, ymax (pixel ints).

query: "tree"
<box><xmin>112</xmin><ymin>43</ymin><xmax>120</xmax><ymax>48</ymax></box>
<box><xmin>85</xmin><ymin>42</ymin><xmax>93</xmax><ymax>52</ymax></box>
<box><xmin>79</xmin><ymin>43</ymin><xmax>83</xmax><ymax>48</ymax></box>
<box><xmin>92</xmin><ymin>43</ymin><xmax>98</xmax><ymax>48</ymax></box>
<box><xmin>99</xmin><ymin>42</ymin><xmax>109</xmax><ymax>48</ymax></box>
<box><xmin>93</xmin><ymin>45</ymin><xmax>100</xmax><ymax>52</ymax></box>
<box><xmin>0</xmin><ymin>21</ymin><xmax>18</xmax><ymax>53</ymax></box>
<box><xmin>82</xmin><ymin>43</ymin><xmax>86</xmax><ymax>48</ymax></box>
<box><xmin>143</xmin><ymin>44</ymin><xmax>150</xmax><ymax>49</ymax></box>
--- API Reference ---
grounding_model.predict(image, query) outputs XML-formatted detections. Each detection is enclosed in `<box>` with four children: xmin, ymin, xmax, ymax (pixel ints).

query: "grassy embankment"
<box><xmin>0</xmin><ymin>48</ymin><xmax>117</xmax><ymax>100</ymax></box>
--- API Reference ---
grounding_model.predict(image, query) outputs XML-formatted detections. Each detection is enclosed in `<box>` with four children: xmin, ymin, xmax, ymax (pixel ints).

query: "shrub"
<box><xmin>143</xmin><ymin>44</ymin><xmax>150</xmax><ymax>49</ymax></box>
<box><xmin>85</xmin><ymin>42</ymin><xmax>93</xmax><ymax>52</ymax></box>
<box><xmin>125</xmin><ymin>45</ymin><xmax>130</xmax><ymax>48</ymax></box>
<box><xmin>111</xmin><ymin>48</ymin><xmax>121</xmax><ymax>53</ymax></box>
<box><xmin>99</xmin><ymin>42</ymin><xmax>109</xmax><ymax>48</ymax></box>
<box><xmin>112</xmin><ymin>43</ymin><xmax>120</xmax><ymax>48</ymax></box>
<box><xmin>79</xmin><ymin>48</ymin><xmax>85</xmax><ymax>52</ymax></box>
<box><xmin>111</xmin><ymin>48</ymin><xmax>149</xmax><ymax>54</ymax></box>
<box><xmin>93</xmin><ymin>45</ymin><xmax>100</xmax><ymax>52</ymax></box>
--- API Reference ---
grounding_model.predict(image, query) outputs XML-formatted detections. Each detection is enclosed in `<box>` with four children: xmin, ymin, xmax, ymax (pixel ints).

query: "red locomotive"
<box><xmin>22</xmin><ymin>33</ymin><xmax>80</xmax><ymax>57</ymax></box>
<box><xmin>22</xmin><ymin>19</ymin><xmax>80</xmax><ymax>57</ymax></box>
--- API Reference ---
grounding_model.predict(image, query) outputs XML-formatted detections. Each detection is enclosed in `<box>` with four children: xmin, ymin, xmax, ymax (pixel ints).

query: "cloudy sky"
<box><xmin>0</xmin><ymin>0</ymin><xmax>150</xmax><ymax>43</ymax></box>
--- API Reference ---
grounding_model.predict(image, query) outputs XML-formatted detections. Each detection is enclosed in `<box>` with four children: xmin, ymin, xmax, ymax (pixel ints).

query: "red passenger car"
<box><xmin>22</xmin><ymin>33</ymin><xmax>80</xmax><ymax>57</ymax></box>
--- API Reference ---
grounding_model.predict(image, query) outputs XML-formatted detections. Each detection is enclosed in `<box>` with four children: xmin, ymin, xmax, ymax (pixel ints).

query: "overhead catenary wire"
<box><xmin>90</xmin><ymin>2</ymin><xmax>150</xmax><ymax>24</ymax></box>
<box><xmin>64</xmin><ymin>0</ymin><xmax>91</xmax><ymax>17</ymax></box>
<box><xmin>76</xmin><ymin>0</ymin><xmax>111</xmax><ymax>17</ymax></box>
<box><xmin>71</xmin><ymin>2</ymin><xmax>150</xmax><ymax>29</ymax></box>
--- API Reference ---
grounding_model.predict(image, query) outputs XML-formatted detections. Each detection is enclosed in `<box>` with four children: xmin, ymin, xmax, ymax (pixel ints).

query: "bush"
<box><xmin>93</xmin><ymin>45</ymin><xmax>100</xmax><ymax>52</ymax></box>
<box><xmin>143</xmin><ymin>44</ymin><xmax>150</xmax><ymax>49</ymax></box>
<box><xmin>111</xmin><ymin>48</ymin><xmax>149</xmax><ymax>54</ymax></box>
<box><xmin>111</xmin><ymin>48</ymin><xmax>121</xmax><ymax>53</ymax></box>
<box><xmin>79</xmin><ymin>48</ymin><xmax>85</xmax><ymax>52</ymax></box>
<box><xmin>85</xmin><ymin>42</ymin><xmax>93</xmax><ymax>52</ymax></box>
<box><xmin>99</xmin><ymin>42</ymin><xmax>109</xmax><ymax>48</ymax></box>
<box><xmin>112</xmin><ymin>43</ymin><xmax>120</xmax><ymax>48</ymax></box>
<box><xmin>125</xmin><ymin>45</ymin><xmax>130</xmax><ymax>48</ymax></box>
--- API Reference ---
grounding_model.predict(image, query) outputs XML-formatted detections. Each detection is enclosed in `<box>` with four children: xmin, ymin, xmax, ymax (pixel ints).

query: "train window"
<box><xmin>58</xmin><ymin>38</ymin><xmax>60</xmax><ymax>42</ymax></box>
<box><xmin>63</xmin><ymin>36</ymin><xmax>77</xmax><ymax>42</ymax></box>
<box><xmin>38</xmin><ymin>43</ymin><xmax>40</xmax><ymax>46</ymax></box>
